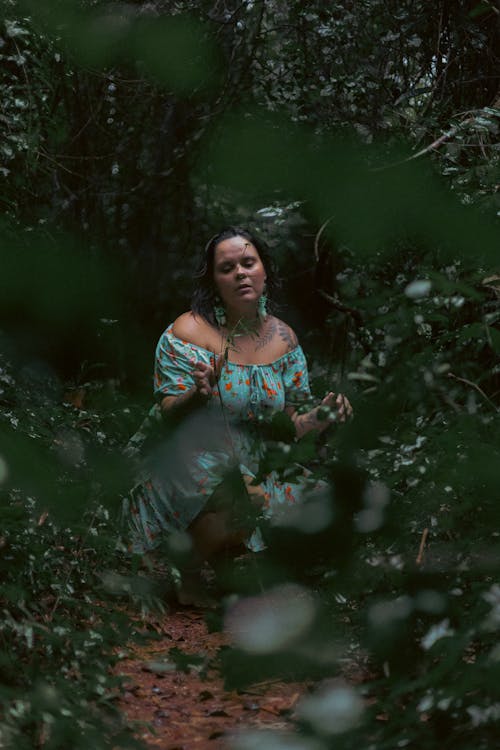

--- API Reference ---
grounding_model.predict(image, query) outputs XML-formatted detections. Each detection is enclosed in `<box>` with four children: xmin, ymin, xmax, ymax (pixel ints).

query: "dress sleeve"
<box><xmin>282</xmin><ymin>346</ymin><xmax>312</xmax><ymax>408</ymax></box>
<box><xmin>153</xmin><ymin>325</ymin><xmax>213</xmax><ymax>401</ymax></box>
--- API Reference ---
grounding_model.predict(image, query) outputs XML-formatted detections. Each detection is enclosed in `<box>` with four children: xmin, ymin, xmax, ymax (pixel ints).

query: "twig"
<box><xmin>372</xmin><ymin>117</ymin><xmax>476</xmax><ymax>171</ymax></box>
<box><xmin>36</xmin><ymin>149</ymin><xmax>85</xmax><ymax>178</ymax></box>
<box><xmin>416</xmin><ymin>527</ymin><xmax>429</xmax><ymax>566</ymax></box>
<box><xmin>240</xmin><ymin>678</ymin><xmax>283</xmax><ymax>694</ymax></box>
<box><xmin>318</xmin><ymin>290</ymin><xmax>364</xmax><ymax>326</ymax></box>
<box><xmin>314</xmin><ymin>216</ymin><xmax>334</xmax><ymax>261</ymax></box>
<box><xmin>447</xmin><ymin>372</ymin><xmax>499</xmax><ymax>413</ymax></box>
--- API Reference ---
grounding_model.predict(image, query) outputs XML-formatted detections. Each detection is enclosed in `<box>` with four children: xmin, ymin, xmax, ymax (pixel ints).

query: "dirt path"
<box><xmin>117</xmin><ymin>606</ymin><xmax>309</xmax><ymax>749</ymax></box>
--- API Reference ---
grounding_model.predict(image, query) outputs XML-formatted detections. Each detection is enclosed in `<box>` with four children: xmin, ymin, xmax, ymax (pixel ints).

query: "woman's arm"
<box><xmin>160</xmin><ymin>360</ymin><xmax>218</xmax><ymax>421</ymax></box>
<box><xmin>286</xmin><ymin>392</ymin><xmax>353</xmax><ymax>439</ymax></box>
<box><xmin>158</xmin><ymin>313</ymin><xmax>223</xmax><ymax>422</ymax></box>
<box><xmin>277</xmin><ymin>320</ymin><xmax>353</xmax><ymax>438</ymax></box>
<box><xmin>160</xmin><ymin>386</ymin><xmax>207</xmax><ymax>422</ymax></box>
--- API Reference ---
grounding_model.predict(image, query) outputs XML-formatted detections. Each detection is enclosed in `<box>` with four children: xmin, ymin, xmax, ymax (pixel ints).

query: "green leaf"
<box><xmin>468</xmin><ymin>2</ymin><xmax>496</xmax><ymax>19</ymax></box>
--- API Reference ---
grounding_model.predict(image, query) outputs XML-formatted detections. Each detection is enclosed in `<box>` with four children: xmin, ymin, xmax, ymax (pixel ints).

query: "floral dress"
<box><xmin>123</xmin><ymin>324</ymin><xmax>314</xmax><ymax>554</ymax></box>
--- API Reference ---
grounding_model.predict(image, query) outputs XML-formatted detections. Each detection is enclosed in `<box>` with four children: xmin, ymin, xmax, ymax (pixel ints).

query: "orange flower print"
<box><xmin>292</xmin><ymin>370</ymin><xmax>303</xmax><ymax>387</ymax></box>
<box><xmin>263</xmin><ymin>380</ymin><xmax>277</xmax><ymax>398</ymax></box>
<box><xmin>225</xmin><ymin>382</ymin><xmax>232</xmax><ymax>391</ymax></box>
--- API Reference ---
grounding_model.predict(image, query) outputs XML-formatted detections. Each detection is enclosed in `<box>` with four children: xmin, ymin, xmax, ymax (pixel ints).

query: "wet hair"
<box><xmin>191</xmin><ymin>226</ymin><xmax>279</xmax><ymax>326</ymax></box>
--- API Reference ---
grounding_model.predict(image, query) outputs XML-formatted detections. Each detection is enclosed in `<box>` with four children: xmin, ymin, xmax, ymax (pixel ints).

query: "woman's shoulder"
<box><xmin>269</xmin><ymin>315</ymin><xmax>300</xmax><ymax>355</ymax></box>
<box><xmin>171</xmin><ymin>311</ymin><xmax>218</xmax><ymax>351</ymax></box>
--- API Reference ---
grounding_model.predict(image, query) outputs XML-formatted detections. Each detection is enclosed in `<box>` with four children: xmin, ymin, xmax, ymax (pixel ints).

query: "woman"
<box><xmin>124</xmin><ymin>227</ymin><xmax>352</xmax><ymax>602</ymax></box>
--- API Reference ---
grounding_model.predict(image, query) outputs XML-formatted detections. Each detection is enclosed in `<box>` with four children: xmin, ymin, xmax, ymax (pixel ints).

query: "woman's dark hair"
<box><xmin>191</xmin><ymin>226</ymin><xmax>279</xmax><ymax>325</ymax></box>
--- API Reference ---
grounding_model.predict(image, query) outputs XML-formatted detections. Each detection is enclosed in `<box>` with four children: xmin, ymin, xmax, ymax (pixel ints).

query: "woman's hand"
<box><xmin>289</xmin><ymin>391</ymin><xmax>353</xmax><ymax>438</ymax></box>
<box><xmin>161</xmin><ymin>356</ymin><xmax>222</xmax><ymax>420</ymax></box>
<box><xmin>193</xmin><ymin>356</ymin><xmax>222</xmax><ymax>398</ymax></box>
<box><xmin>193</xmin><ymin>360</ymin><xmax>216</xmax><ymax>398</ymax></box>
<box><xmin>319</xmin><ymin>392</ymin><xmax>353</xmax><ymax>425</ymax></box>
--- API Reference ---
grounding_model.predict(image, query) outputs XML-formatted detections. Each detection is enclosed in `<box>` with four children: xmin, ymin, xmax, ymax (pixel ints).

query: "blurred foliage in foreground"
<box><xmin>1</xmin><ymin>235</ymin><xmax>499</xmax><ymax>748</ymax></box>
<box><xmin>1</xmin><ymin>0</ymin><xmax>500</xmax><ymax>748</ymax></box>
<box><xmin>0</xmin><ymin>0</ymin><xmax>498</xmax><ymax>368</ymax></box>
<box><xmin>1</xmin><ymin>228</ymin><xmax>499</xmax><ymax>748</ymax></box>
<box><xmin>0</xmin><ymin>345</ymin><xmax>150</xmax><ymax>748</ymax></box>
<box><xmin>219</xmin><ymin>250</ymin><xmax>500</xmax><ymax>750</ymax></box>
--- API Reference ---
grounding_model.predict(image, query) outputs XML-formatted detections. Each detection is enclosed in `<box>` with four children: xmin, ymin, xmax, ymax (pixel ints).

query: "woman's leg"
<box><xmin>175</xmin><ymin>474</ymin><xmax>265</xmax><ymax>604</ymax></box>
<box><xmin>169</xmin><ymin>510</ymin><xmax>245</xmax><ymax>606</ymax></box>
<box><xmin>188</xmin><ymin>509</ymin><xmax>248</xmax><ymax>561</ymax></box>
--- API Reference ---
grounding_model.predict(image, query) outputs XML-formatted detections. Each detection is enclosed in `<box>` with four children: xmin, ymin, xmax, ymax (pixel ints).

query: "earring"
<box><xmin>214</xmin><ymin>296</ymin><xmax>226</xmax><ymax>327</ymax></box>
<box><xmin>258</xmin><ymin>292</ymin><xmax>268</xmax><ymax>320</ymax></box>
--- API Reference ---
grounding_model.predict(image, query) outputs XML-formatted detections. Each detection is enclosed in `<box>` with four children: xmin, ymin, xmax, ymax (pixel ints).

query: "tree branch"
<box><xmin>318</xmin><ymin>290</ymin><xmax>364</xmax><ymax>326</ymax></box>
<box><xmin>447</xmin><ymin>372</ymin><xmax>499</xmax><ymax>413</ymax></box>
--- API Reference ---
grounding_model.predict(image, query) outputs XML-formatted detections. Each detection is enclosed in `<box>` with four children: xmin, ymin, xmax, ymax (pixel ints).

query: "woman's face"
<box><xmin>212</xmin><ymin>235</ymin><xmax>267</xmax><ymax>311</ymax></box>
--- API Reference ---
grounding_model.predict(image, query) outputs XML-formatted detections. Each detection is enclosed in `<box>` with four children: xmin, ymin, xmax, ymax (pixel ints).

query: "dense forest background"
<box><xmin>0</xmin><ymin>1</ymin><xmax>499</xmax><ymax>748</ymax></box>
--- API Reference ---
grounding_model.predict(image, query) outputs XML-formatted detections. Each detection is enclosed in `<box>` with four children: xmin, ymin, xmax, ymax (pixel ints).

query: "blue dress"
<box><xmin>124</xmin><ymin>324</ymin><xmax>314</xmax><ymax>554</ymax></box>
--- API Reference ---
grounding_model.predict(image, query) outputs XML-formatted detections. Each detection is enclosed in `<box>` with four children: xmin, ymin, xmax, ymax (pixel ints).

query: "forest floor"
<box><xmin>116</xmin><ymin>602</ymin><xmax>372</xmax><ymax>750</ymax></box>
<box><xmin>116</xmin><ymin>604</ymin><xmax>309</xmax><ymax>749</ymax></box>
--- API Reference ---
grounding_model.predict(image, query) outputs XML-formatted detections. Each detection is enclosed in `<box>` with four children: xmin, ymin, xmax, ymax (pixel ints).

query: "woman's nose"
<box><xmin>235</xmin><ymin>266</ymin><xmax>246</xmax><ymax>278</ymax></box>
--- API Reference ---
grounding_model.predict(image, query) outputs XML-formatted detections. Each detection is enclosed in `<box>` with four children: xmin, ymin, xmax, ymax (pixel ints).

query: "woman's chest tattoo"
<box><xmin>254</xmin><ymin>320</ymin><xmax>277</xmax><ymax>351</ymax></box>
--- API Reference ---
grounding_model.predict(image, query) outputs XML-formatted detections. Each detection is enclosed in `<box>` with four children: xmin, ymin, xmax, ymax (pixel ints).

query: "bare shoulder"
<box><xmin>172</xmin><ymin>311</ymin><xmax>216</xmax><ymax>349</ymax></box>
<box><xmin>271</xmin><ymin>316</ymin><xmax>300</xmax><ymax>353</ymax></box>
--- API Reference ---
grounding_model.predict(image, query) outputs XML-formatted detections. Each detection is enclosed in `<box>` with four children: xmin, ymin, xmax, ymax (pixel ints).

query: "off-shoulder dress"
<box><xmin>123</xmin><ymin>324</ymin><xmax>315</xmax><ymax>554</ymax></box>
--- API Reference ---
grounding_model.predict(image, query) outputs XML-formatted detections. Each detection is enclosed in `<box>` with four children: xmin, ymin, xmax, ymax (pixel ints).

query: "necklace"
<box><xmin>221</xmin><ymin>316</ymin><xmax>267</xmax><ymax>358</ymax></box>
<box><xmin>226</xmin><ymin>313</ymin><xmax>264</xmax><ymax>336</ymax></box>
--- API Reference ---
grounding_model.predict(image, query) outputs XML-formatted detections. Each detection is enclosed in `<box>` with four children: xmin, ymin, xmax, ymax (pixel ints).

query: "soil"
<box><xmin>117</xmin><ymin>605</ymin><xmax>311</xmax><ymax>750</ymax></box>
